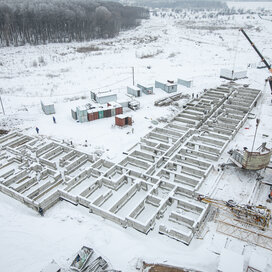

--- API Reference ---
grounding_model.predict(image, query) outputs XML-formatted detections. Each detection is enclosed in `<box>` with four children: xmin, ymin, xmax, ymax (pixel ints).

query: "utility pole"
<box><xmin>132</xmin><ymin>67</ymin><xmax>135</xmax><ymax>86</ymax></box>
<box><xmin>0</xmin><ymin>96</ymin><xmax>5</xmax><ymax>115</ymax></box>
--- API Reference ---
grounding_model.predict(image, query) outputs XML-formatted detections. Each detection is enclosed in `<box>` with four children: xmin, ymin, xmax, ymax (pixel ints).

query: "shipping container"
<box><xmin>41</xmin><ymin>100</ymin><xmax>55</xmax><ymax>115</ymax></box>
<box><xmin>93</xmin><ymin>111</ymin><xmax>99</xmax><ymax>120</ymax></box>
<box><xmin>220</xmin><ymin>68</ymin><xmax>247</xmax><ymax>80</ymax></box>
<box><xmin>177</xmin><ymin>78</ymin><xmax>193</xmax><ymax>88</ymax></box>
<box><xmin>127</xmin><ymin>85</ymin><xmax>142</xmax><ymax>97</ymax></box>
<box><xmin>115</xmin><ymin>116</ymin><xmax>125</xmax><ymax>127</ymax></box>
<box><xmin>104</xmin><ymin>109</ymin><xmax>111</xmax><ymax>118</ymax></box>
<box><xmin>87</xmin><ymin>111</ymin><xmax>94</xmax><ymax>121</ymax></box>
<box><xmin>98</xmin><ymin>111</ymin><xmax>104</xmax><ymax>119</ymax></box>
<box><xmin>115</xmin><ymin>115</ymin><xmax>132</xmax><ymax>127</ymax></box>
<box><xmin>76</xmin><ymin>106</ymin><xmax>87</xmax><ymax>118</ymax></box>
<box><xmin>115</xmin><ymin>107</ymin><xmax>123</xmax><ymax>115</ymax></box>
<box><xmin>78</xmin><ymin>115</ymin><xmax>88</xmax><ymax>123</ymax></box>
<box><xmin>155</xmin><ymin>80</ymin><xmax>177</xmax><ymax>93</ymax></box>
<box><xmin>90</xmin><ymin>90</ymin><xmax>117</xmax><ymax>104</ymax></box>
<box><xmin>137</xmin><ymin>83</ymin><xmax>153</xmax><ymax>95</ymax></box>
<box><xmin>111</xmin><ymin>108</ymin><xmax>115</xmax><ymax>116</ymax></box>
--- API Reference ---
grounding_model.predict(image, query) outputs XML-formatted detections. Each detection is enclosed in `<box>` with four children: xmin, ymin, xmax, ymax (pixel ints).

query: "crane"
<box><xmin>239</xmin><ymin>28</ymin><xmax>272</xmax><ymax>94</ymax></box>
<box><xmin>197</xmin><ymin>195</ymin><xmax>271</xmax><ymax>230</ymax></box>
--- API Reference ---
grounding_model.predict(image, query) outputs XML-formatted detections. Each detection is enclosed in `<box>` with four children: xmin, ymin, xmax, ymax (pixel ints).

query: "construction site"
<box><xmin>1</xmin><ymin>3</ymin><xmax>272</xmax><ymax>272</ymax></box>
<box><xmin>1</xmin><ymin>81</ymin><xmax>272</xmax><ymax>271</ymax></box>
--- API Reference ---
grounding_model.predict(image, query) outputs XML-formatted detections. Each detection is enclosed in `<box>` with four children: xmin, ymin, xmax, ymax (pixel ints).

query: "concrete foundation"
<box><xmin>0</xmin><ymin>83</ymin><xmax>261</xmax><ymax>245</ymax></box>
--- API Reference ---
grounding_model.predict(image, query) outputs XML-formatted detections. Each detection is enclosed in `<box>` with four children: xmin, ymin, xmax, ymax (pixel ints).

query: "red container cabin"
<box><xmin>115</xmin><ymin>114</ymin><xmax>132</xmax><ymax>127</ymax></box>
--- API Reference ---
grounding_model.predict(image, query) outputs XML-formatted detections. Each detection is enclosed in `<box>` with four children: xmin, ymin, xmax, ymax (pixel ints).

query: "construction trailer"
<box><xmin>76</xmin><ymin>105</ymin><xmax>88</xmax><ymax>123</ymax></box>
<box><xmin>73</xmin><ymin>102</ymin><xmax>122</xmax><ymax>123</ymax></box>
<box><xmin>41</xmin><ymin>100</ymin><xmax>55</xmax><ymax>115</ymax></box>
<box><xmin>90</xmin><ymin>90</ymin><xmax>117</xmax><ymax>104</ymax></box>
<box><xmin>155</xmin><ymin>80</ymin><xmax>177</xmax><ymax>93</ymax></box>
<box><xmin>177</xmin><ymin>78</ymin><xmax>193</xmax><ymax>88</ymax></box>
<box><xmin>115</xmin><ymin>114</ymin><xmax>132</xmax><ymax>127</ymax></box>
<box><xmin>137</xmin><ymin>83</ymin><xmax>154</xmax><ymax>95</ymax></box>
<box><xmin>127</xmin><ymin>85</ymin><xmax>142</xmax><ymax>97</ymax></box>
<box><xmin>220</xmin><ymin>68</ymin><xmax>247</xmax><ymax>80</ymax></box>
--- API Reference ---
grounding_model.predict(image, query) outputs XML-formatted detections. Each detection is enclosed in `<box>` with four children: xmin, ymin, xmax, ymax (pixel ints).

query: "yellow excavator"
<box><xmin>197</xmin><ymin>195</ymin><xmax>271</xmax><ymax>230</ymax></box>
<box><xmin>240</xmin><ymin>28</ymin><xmax>272</xmax><ymax>94</ymax></box>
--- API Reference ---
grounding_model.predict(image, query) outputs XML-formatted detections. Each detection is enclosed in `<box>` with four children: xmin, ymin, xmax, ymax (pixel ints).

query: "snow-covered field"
<box><xmin>1</xmin><ymin>2</ymin><xmax>272</xmax><ymax>271</ymax></box>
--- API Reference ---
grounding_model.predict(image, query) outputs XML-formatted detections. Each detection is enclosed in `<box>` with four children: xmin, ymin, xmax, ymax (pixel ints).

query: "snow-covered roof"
<box><xmin>91</xmin><ymin>90</ymin><xmax>116</xmax><ymax>96</ymax></box>
<box><xmin>165</xmin><ymin>81</ymin><xmax>177</xmax><ymax>86</ymax></box>
<box><xmin>129</xmin><ymin>100</ymin><xmax>140</xmax><ymax>105</ymax></box>
<box><xmin>116</xmin><ymin>114</ymin><xmax>130</xmax><ymax>119</ymax></box>
<box><xmin>218</xmin><ymin>249</ymin><xmax>244</xmax><ymax>272</ymax></box>
<box><xmin>107</xmin><ymin>101</ymin><xmax>121</xmax><ymax>108</ymax></box>
<box><xmin>137</xmin><ymin>83</ymin><xmax>153</xmax><ymax>88</ymax></box>
<box><xmin>127</xmin><ymin>85</ymin><xmax>141</xmax><ymax>91</ymax></box>
<box><xmin>41</xmin><ymin>99</ymin><xmax>54</xmax><ymax>106</ymax></box>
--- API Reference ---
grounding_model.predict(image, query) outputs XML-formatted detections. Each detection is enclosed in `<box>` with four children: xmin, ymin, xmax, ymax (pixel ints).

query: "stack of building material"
<box><xmin>154</xmin><ymin>93</ymin><xmax>187</xmax><ymax>106</ymax></box>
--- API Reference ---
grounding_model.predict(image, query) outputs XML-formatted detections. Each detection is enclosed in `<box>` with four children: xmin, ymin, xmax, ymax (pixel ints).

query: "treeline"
<box><xmin>132</xmin><ymin>0</ymin><xmax>227</xmax><ymax>9</ymax></box>
<box><xmin>0</xmin><ymin>0</ymin><xmax>149</xmax><ymax>47</ymax></box>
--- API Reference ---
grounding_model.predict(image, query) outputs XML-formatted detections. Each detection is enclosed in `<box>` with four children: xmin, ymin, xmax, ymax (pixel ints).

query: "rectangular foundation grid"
<box><xmin>0</xmin><ymin>83</ymin><xmax>262</xmax><ymax>245</ymax></box>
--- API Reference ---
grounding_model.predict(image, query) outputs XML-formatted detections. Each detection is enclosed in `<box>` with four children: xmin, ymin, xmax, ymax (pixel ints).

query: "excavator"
<box><xmin>197</xmin><ymin>195</ymin><xmax>271</xmax><ymax>230</ymax></box>
<box><xmin>239</xmin><ymin>28</ymin><xmax>272</xmax><ymax>94</ymax></box>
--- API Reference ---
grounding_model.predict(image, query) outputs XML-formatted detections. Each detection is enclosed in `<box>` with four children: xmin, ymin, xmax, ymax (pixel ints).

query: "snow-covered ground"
<box><xmin>1</xmin><ymin>2</ymin><xmax>272</xmax><ymax>272</ymax></box>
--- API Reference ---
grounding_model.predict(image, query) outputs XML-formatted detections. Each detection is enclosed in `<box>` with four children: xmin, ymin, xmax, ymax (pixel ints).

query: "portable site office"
<box><xmin>115</xmin><ymin>114</ymin><xmax>132</xmax><ymax>127</ymax></box>
<box><xmin>127</xmin><ymin>85</ymin><xmax>142</xmax><ymax>97</ymax></box>
<box><xmin>137</xmin><ymin>83</ymin><xmax>154</xmax><ymax>94</ymax></box>
<box><xmin>73</xmin><ymin>101</ymin><xmax>123</xmax><ymax>123</ymax></box>
<box><xmin>177</xmin><ymin>78</ymin><xmax>193</xmax><ymax>88</ymax></box>
<box><xmin>90</xmin><ymin>90</ymin><xmax>117</xmax><ymax>104</ymax></box>
<box><xmin>220</xmin><ymin>68</ymin><xmax>247</xmax><ymax>80</ymax></box>
<box><xmin>41</xmin><ymin>100</ymin><xmax>55</xmax><ymax>115</ymax></box>
<box><xmin>155</xmin><ymin>80</ymin><xmax>177</xmax><ymax>93</ymax></box>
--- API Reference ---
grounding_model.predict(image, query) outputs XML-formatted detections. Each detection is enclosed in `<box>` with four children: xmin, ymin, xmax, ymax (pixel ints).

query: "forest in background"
<box><xmin>0</xmin><ymin>0</ymin><xmax>149</xmax><ymax>47</ymax></box>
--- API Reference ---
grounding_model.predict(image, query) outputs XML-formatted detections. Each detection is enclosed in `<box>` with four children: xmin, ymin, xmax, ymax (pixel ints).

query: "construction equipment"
<box><xmin>229</xmin><ymin>119</ymin><xmax>272</xmax><ymax>170</ymax></box>
<box><xmin>239</xmin><ymin>28</ymin><xmax>272</xmax><ymax>94</ymax></box>
<box><xmin>197</xmin><ymin>195</ymin><xmax>271</xmax><ymax>230</ymax></box>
